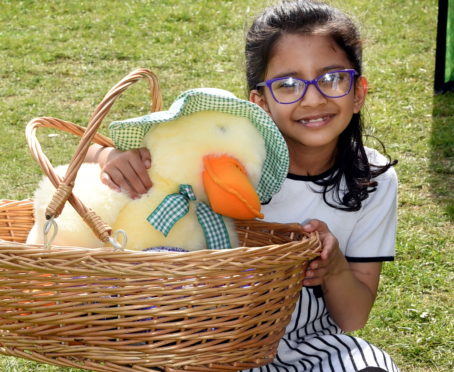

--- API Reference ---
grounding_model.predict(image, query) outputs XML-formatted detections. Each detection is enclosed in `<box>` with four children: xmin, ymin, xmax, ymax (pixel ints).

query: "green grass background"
<box><xmin>0</xmin><ymin>0</ymin><xmax>452</xmax><ymax>371</ymax></box>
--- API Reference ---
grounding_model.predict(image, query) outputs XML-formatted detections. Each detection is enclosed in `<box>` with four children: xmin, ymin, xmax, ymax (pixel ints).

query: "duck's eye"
<box><xmin>217</xmin><ymin>125</ymin><xmax>227</xmax><ymax>133</ymax></box>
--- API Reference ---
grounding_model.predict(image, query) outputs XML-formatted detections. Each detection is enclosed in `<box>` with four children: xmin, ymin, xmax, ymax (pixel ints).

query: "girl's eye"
<box><xmin>320</xmin><ymin>72</ymin><xmax>345</xmax><ymax>84</ymax></box>
<box><xmin>275</xmin><ymin>78</ymin><xmax>301</xmax><ymax>89</ymax></box>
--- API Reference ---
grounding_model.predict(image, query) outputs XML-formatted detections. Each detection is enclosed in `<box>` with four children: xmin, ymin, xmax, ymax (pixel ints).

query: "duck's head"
<box><xmin>143</xmin><ymin>110</ymin><xmax>265</xmax><ymax>219</ymax></box>
<box><xmin>109</xmin><ymin>88</ymin><xmax>289</xmax><ymax>221</ymax></box>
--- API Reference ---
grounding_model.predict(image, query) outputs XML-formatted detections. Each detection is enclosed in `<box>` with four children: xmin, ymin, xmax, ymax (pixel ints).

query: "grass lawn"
<box><xmin>0</xmin><ymin>0</ymin><xmax>452</xmax><ymax>371</ymax></box>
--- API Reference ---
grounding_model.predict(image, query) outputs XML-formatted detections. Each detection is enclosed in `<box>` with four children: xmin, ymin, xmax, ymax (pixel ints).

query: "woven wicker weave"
<box><xmin>0</xmin><ymin>69</ymin><xmax>322</xmax><ymax>372</ymax></box>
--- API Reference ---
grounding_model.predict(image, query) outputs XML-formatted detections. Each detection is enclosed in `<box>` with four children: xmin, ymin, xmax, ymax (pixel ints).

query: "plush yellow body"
<box><xmin>27</xmin><ymin>163</ymin><xmax>130</xmax><ymax>247</ymax></box>
<box><xmin>28</xmin><ymin>111</ymin><xmax>265</xmax><ymax>251</ymax></box>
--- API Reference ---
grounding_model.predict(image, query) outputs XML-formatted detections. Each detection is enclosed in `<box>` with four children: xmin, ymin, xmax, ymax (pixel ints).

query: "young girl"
<box><xmin>87</xmin><ymin>1</ymin><xmax>399</xmax><ymax>371</ymax></box>
<box><xmin>241</xmin><ymin>1</ymin><xmax>399</xmax><ymax>371</ymax></box>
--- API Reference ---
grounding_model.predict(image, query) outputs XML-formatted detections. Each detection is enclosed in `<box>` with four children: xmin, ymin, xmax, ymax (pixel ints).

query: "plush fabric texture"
<box><xmin>27</xmin><ymin>163</ymin><xmax>130</xmax><ymax>247</ymax></box>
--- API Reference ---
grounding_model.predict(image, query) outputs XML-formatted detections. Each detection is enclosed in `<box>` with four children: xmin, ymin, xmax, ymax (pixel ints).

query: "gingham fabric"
<box><xmin>196</xmin><ymin>201</ymin><xmax>231</xmax><ymax>250</ymax></box>
<box><xmin>109</xmin><ymin>88</ymin><xmax>289</xmax><ymax>203</ymax></box>
<box><xmin>147</xmin><ymin>184</ymin><xmax>231</xmax><ymax>250</ymax></box>
<box><xmin>146</xmin><ymin>184</ymin><xmax>196</xmax><ymax>237</ymax></box>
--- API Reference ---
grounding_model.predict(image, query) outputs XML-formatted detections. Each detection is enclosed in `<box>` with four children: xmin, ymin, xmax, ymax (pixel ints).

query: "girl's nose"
<box><xmin>299</xmin><ymin>84</ymin><xmax>327</xmax><ymax>107</ymax></box>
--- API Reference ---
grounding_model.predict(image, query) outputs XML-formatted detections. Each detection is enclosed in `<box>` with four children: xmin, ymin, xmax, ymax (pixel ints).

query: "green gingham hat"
<box><xmin>109</xmin><ymin>88</ymin><xmax>289</xmax><ymax>203</ymax></box>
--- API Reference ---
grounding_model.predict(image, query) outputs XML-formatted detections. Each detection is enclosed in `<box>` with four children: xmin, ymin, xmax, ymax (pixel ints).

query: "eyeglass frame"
<box><xmin>255</xmin><ymin>69</ymin><xmax>359</xmax><ymax>104</ymax></box>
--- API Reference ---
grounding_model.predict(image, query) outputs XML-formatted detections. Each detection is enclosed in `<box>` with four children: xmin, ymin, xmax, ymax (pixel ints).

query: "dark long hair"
<box><xmin>245</xmin><ymin>0</ymin><xmax>396</xmax><ymax>211</ymax></box>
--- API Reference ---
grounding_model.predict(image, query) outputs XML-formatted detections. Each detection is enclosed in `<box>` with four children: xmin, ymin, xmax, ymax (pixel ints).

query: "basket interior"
<box><xmin>0</xmin><ymin>199</ymin><xmax>34</xmax><ymax>243</ymax></box>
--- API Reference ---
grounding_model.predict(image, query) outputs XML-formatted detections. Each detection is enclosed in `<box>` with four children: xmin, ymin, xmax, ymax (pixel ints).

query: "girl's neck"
<box><xmin>287</xmin><ymin>143</ymin><xmax>337</xmax><ymax>176</ymax></box>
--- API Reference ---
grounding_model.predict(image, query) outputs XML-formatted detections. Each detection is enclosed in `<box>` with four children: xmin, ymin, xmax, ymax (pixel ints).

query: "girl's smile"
<box><xmin>298</xmin><ymin>113</ymin><xmax>334</xmax><ymax>127</ymax></box>
<box><xmin>251</xmin><ymin>33</ymin><xmax>366</xmax><ymax>175</ymax></box>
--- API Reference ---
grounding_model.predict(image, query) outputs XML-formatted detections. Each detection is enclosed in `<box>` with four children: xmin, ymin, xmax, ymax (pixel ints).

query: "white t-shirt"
<box><xmin>261</xmin><ymin>147</ymin><xmax>398</xmax><ymax>261</ymax></box>
<box><xmin>243</xmin><ymin>148</ymin><xmax>400</xmax><ymax>372</ymax></box>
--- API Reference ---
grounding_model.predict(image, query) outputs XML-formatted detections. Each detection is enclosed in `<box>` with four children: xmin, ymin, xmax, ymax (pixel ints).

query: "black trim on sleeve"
<box><xmin>346</xmin><ymin>256</ymin><xmax>395</xmax><ymax>262</ymax></box>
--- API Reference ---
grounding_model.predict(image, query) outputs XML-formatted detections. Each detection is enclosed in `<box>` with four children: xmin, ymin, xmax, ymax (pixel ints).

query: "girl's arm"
<box><xmin>86</xmin><ymin>144</ymin><xmax>152</xmax><ymax>199</ymax></box>
<box><xmin>302</xmin><ymin>219</ymin><xmax>381</xmax><ymax>332</ymax></box>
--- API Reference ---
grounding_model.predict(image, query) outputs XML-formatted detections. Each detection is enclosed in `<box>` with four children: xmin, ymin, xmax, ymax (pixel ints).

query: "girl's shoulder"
<box><xmin>365</xmin><ymin>146</ymin><xmax>391</xmax><ymax>165</ymax></box>
<box><xmin>365</xmin><ymin>146</ymin><xmax>398</xmax><ymax>182</ymax></box>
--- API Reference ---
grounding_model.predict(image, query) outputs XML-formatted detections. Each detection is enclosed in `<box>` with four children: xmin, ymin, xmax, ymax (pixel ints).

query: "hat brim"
<box><xmin>109</xmin><ymin>88</ymin><xmax>289</xmax><ymax>203</ymax></box>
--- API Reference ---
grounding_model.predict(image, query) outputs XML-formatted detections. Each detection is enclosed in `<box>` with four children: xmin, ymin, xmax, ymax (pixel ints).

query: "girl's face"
<box><xmin>250</xmin><ymin>33</ymin><xmax>367</xmax><ymax>167</ymax></box>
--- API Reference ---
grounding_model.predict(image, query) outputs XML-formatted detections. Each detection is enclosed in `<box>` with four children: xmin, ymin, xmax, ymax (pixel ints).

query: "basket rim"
<box><xmin>0</xmin><ymin>236</ymin><xmax>320</xmax><ymax>260</ymax></box>
<box><xmin>0</xmin><ymin>235</ymin><xmax>321</xmax><ymax>278</ymax></box>
<box><xmin>0</xmin><ymin>236</ymin><xmax>316</xmax><ymax>254</ymax></box>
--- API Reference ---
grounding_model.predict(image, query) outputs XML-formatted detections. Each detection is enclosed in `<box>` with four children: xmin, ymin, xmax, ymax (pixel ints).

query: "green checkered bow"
<box><xmin>146</xmin><ymin>184</ymin><xmax>232</xmax><ymax>250</ymax></box>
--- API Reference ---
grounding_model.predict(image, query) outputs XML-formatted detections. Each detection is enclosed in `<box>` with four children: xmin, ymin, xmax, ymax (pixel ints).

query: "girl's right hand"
<box><xmin>95</xmin><ymin>146</ymin><xmax>153</xmax><ymax>199</ymax></box>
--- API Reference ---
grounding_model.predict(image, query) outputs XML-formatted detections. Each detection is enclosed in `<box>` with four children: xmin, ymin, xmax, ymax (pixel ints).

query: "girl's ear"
<box><xmin>250</xmin><ymin>89</ymin><xmax>270</xmax><ymax>114</ymax></box>
<box><xmin>353</xmin><ymin>76</ymin><xmax>368</xmax><ymax>113</ymax></box>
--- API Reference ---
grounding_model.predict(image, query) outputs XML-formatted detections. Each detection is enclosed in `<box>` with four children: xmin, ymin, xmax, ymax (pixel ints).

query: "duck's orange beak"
<box><xmin>202</xmin><ymin>154</ymin><xmax>264</xmax><ymax>220</ymax></box>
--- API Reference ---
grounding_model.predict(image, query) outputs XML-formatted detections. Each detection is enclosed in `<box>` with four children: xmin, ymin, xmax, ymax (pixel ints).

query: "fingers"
<box><xmin>100</xmin><ymin>147</ymin><xmax>153</xmax><ymax>199</ymax></box>
<box><xmin>303</xmin><ymin>274</ymin><xmax>321</xmax><ymax>286</ymax></box>
<box><xmin>301</xmin><ymin>219</ymin><xmax>338</xmax><ymax>260</ymax></box>
<box><xmin>121</xmin><ymin>162</ymin><xmax>150</xmax><ymax>198</ymax></box>
<box><xmin>320</xmin><ymin>233</ymin><xmax>339</xmax><ymax>260</ymax></box>
<box><xmin>101</xmin><ymin>167</ymin><xmax>140</xmax><ymax>199</ymax></box>
<box><xmin>138</xmin><ymin>147</ymin><xmax>152</xmax><ymax>169</ymax></box>
<box><xmin>303</xmin><ymin>259</ymin><xmax>326</xmax><ymax>286</ymax></box>
<box><xmin>100</xmin><ymin>171</ymin><xmax>120</xmax><ymax>192</ymax></box>
<box><xmin>302</xmin><ymin>219</ymin><xmax>328</xmax><ymax>233</ymax></box>
<box><xmin>300</xmin><ymin>219</ymin><xmax>341</xmax><ymax>286</ymax></box>
<box><xmin>129</xmin><ymin>149</ymin><xmax>153</xmax><ymax>191</ymax></box>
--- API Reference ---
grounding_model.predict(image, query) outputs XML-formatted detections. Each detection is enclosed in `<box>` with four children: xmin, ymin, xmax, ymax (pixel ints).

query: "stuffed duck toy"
<box><xmin>27</xmin><ymin>88</ymin><xmax>288</xmax><ymax>251</ymax></box>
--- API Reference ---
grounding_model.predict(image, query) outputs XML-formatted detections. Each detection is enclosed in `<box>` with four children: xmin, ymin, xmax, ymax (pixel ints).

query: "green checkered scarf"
<box><xmin>147</xmin><ymin>184</ymin><xmax>231</xmax><ymax>250</ymax></box>
<box><xmin>109</xmin><ymin>88</ymin><xmax>289</xmax><ymax>203</ymax></box>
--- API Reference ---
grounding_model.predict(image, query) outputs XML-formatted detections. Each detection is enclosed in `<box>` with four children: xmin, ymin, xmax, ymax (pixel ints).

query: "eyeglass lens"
<box><xmin>271</xmin><ymin>71</ymin><xmax>353</xmax><ymax>103</ymax></box>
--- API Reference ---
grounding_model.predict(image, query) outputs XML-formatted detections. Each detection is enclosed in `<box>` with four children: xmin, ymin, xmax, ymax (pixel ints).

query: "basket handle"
<box><xmin>26</xmin><ymin>68</ymin><xmax>163</xmax><ymax>243</ymax></box>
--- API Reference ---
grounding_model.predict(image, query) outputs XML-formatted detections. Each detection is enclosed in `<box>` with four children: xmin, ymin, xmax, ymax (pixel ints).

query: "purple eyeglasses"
<box><xmin>255</xmin><ymin>69</ymin><xmax>358</xmax><ymax>104</ymax></box>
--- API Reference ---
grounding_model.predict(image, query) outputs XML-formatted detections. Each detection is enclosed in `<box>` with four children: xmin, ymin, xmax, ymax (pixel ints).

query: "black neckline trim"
<box><xmin>287</xmin><ymin>165</ymin><xmax>337</xmax><ymax>182</ymax></box>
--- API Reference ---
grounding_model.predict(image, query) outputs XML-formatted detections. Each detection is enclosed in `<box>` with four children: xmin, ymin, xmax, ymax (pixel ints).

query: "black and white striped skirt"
<box><xmin>243</xmin><ymin>286</ymin><xmax>399</xmax><ymax>372</ymax></box>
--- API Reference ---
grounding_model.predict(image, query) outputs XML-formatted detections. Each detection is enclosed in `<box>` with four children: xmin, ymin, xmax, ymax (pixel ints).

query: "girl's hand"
<box><xmin>301</xmin><ymin>219</ymin><xmax>348</xmax><ymax>287</ymax></box>
<box><xmin>300</xmin><ymin>219</ymin><xmax>382</xmax><ymax>331</ymax></box>
<box><xmin>90</xmin><ymin>145</ymin><xmax>152</xmax><ymax>199</ymax></box>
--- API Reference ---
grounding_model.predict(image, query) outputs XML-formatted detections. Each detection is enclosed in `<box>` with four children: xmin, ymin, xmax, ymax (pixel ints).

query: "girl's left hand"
<box><xmin>300</xmin><ymin>219</ymin><xmax>349</xmax><ymax>287</ymax></box>
<box><xmin>299</xmin><ymin>219</ymin><xmax>382</xmax><ymax>331</ymax></box>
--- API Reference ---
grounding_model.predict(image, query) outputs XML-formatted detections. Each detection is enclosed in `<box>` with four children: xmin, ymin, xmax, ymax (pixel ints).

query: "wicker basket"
<box><xmin>0</xmin><ymin>69</ymin><xmax>322</xmax><ymax>372</ymax></box>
